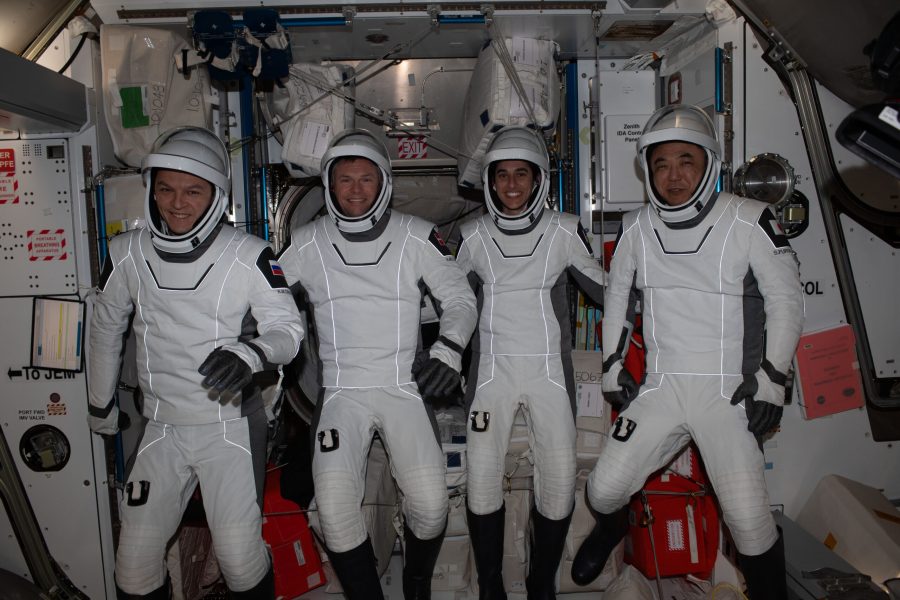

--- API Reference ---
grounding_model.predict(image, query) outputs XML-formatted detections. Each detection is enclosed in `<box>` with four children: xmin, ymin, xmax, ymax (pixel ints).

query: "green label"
<box><xmin>119</xmin><ymin>86</ymin><xmax>149</xmax><ymax>128</ymax></box>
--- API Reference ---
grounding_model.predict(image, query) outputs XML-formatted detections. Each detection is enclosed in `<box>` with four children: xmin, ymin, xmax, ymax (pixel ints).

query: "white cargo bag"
<box><xmin>101</xmin><ymin>25</ymin><xmax>212</xmax><ymax>167</ymax></box>
<box><xmin>457</xmin><ymin>37</ymin><xmax>560</xmax><ymax>189</ymax></box>
<box><xmin>268</xmin><ymin>63</ymin><xmax>355</xmax><ymax>177</ymax></box>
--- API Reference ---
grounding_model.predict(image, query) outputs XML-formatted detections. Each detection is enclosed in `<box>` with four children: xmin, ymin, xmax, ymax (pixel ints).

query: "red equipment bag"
<box><xmin>624</xmin><ymin>445</ymin><xmax>720</xmax><ymax>580</ymax></box>
<box><xmin>262</xmin><ymin>465</ymin><xmax>327</xmax><ymax>598</ymax></box>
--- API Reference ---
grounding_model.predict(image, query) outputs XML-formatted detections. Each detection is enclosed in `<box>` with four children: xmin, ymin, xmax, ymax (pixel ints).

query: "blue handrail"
<box><xmin>95</xmin><ymin>181</ymin><xmax>108</xmax><ymax>263</ymax></box>
<box><xmin>565</xmin><ymin>62</ymin><xmax>581</xmax><ymax>216</ymax></box>
<box><xmin>714</xmin><ymin>46</ymin><xmax>724</xmax><ymax>113</ymax></box>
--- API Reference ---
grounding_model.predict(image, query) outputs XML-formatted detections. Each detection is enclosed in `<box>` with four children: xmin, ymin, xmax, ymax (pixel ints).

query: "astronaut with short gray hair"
<box><xmin>88</xmin><ymin>126</ymin><xmax>304</xmax><ymax>598</ymax></box>
<box><xmin>572</xmin><ymin>105</ymin><xmax>803</xmax><ymax>600</ymax></box>
<box><xmin>278</xmin><ymin>129</ymin><xmax>477</xmax><ymax>600</ymax></box>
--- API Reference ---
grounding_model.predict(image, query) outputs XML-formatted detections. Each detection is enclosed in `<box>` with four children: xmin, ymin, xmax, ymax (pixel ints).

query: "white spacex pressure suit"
<box><xmin>278</xmin><ymin>210</ymin><xmax>477</xmax><ymax>553</ymax></box>
<box><xmin>88</xmin><ymin>225</ymin><xmax>304</xmax><ymax>593</ymax></box>
<box><xmin>586</xmin><ymin>192</ymin><xmax>803</xmax><ymax>556</ymax></box>
<box><xmin>457</xmin><ymin>209</ymin><xmax>606</xmax><ymax>520</ymax></box>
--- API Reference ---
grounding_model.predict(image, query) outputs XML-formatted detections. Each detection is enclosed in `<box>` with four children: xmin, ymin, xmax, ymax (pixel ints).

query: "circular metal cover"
<box><xmin>19</xmin><ymin>424</ymin><xmax>70</xmax><ymax>472</ymax></box>
<box><xmin>734</xmin><ymin>153</ymin><xmax>796</xmax><ymax>206</ymax></box>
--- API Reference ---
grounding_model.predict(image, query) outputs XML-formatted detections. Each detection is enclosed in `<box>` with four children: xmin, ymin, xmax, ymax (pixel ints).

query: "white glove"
<box><xmin>602</xmin><ymin>359</ymin><xmax>639</xmax><ymax>411</ymax></box>
<box><xmin>730</xmin><ymin>368</ymin><xmax>787</xmax><ymax>438</ymax></box>
<box><xmin>750</xmin><ymin>369</ymin><xmax>786</xmax><ymax>407</ymax></box>
<box><xmin>88</xmin><ymin>405</ymin><xmax>123</xmax><ymax>436</ymax></box>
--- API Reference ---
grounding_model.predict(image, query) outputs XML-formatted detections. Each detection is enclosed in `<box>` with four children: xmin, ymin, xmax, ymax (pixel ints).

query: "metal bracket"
<box><xmin>729</xmin><ymin>0</ymin><xmax>806</xmax><ymax>71</ymax></box>
<box><xmin>763</xmin><ymin>23</ymin><xmax>806</xmax><ymax>70</ymax></box>
<box><xmin>720</xmin><ymin>42</ymin><xmax>735</xmax><ymax>192</ymax></box>
<box><xmin>592</xmin><ymin>8</ymin><xmax>603</xmax><ymax>38</ymax></box>
<box><xmin>801</xmin><ymin>568</ymin><xmax>888</xmax><ymax>599</ymax></box>
<box><xmin>342</xmin><ymin>5</ymin><xmax>357</xmax><ymax>27</ymax></box>
<box><xmin>480</xmin><ymin>4</ymin><xmax>494</xmax><ymax>26</ymax></box>
<box><xmin>428</xmin><ymin>4</ymin><xmax>441</xmax><ymax>28</ymax></box>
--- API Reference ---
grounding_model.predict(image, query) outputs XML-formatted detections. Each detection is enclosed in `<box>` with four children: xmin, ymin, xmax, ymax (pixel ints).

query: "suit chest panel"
<box><xmin>473</xmin><ymin>222</ymin><xmax>567</xmax><ymax>290</ymax></box>
<box><xmin>130</xmin><ymin>244</ymin><xmax>250</xmax><ymax>332</ymax></box>
<box><xmin>637</xmin><ymin>210</ymin><xmax>752</xmax><ymax>294</ymax></box>
<box><xmin>304</xmin><ymin>225</ymin><xmax>419</xmax><ymax>309</ymax></box>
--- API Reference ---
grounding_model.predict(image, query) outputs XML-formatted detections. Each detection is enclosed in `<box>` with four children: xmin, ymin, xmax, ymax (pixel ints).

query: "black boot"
<box><xmin>570</xmin><ymin>506</ymin><xmax>629</xmax><ymax>586</ymax></box>
<box><xmin>229</xmin><ymin>565</ymin><xmax>274</xmax><ymax>599</ymax></box>
<box><xmin>402</xmin><ymin>522</ymin><xmax>446</xmax><ymax>600</ymax></box>
<box><xmin>525</xmin><ymin>507</ymin><xmax>573</xmax><ymax>600</ymax></box>
<box><xmin>116</xmin><ymin>576</ymin><xmax>171</xmax><ymax>600</ymax></box>
<box><xmin>739</xmin><ymin>530</ymin><xmax>788</xmax><ymax>600</ymax></box>
<box><xmin>467</xmin><ymin>505</ymin><xmax>507</xmax><ymax>600</ymax></box>
<box><xmin>327</xmin><ymin>538</ymin><xmax>386</xmax><ymax>600</ymax></box>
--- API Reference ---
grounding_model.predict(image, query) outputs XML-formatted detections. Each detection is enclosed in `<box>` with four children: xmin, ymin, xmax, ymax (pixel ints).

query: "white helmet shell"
<box><xmin>142</xmin><ymin>127</ymin><xmax>231</xmax><ymax>253</ymax></box>
<box><xmin>637</xmin><ymin>105</ymin><xmax>722</xmax><ymax>224</ymax></box>
<box><xmin>481</xmin><ymin>126</ymin><xmax>550</xmax><ymax>231</ymax></box>
<box><xmin>321</xmin><ymin>129</ymin><xmax>393</xmax><ymax>234</ymax></box>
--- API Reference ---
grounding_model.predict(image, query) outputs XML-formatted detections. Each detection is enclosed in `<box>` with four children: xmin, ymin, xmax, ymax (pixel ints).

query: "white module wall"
<box><xmin>740</xmin><ymin>35</ymin><xmax>847</xmax><ymax>335</ymax></box>
<box><xmin>575</xmin><ymin>60</ymin><xmax>656</xmax><ymax>229</ymax></box>
<box><xmin>730</xmin><ymin>22</ymin><xmax>900</xmax><ymax>517</ymax></box>
<box><xmin>0</xmin><ymin>140</ymin><xmax>78</xmax><ymax>297</ymax></box>
<box><xmin>0</xmin><ymin>138</ymin><xmax>114</xmax><ymax>596</ymax></box>
<box><xmin>840</xmin><ymin>216</ymin><xmax>900</xmax><ymax>379</ymax></box>
<box><xmin>817</xmin><ymin>83</ymin><xmax>900</xmax><ymax>379</ymax></box>
<box><xmin>0</xmin><ymin>298</ymin><xmax>112</xmax><ymax>597</ymax></box>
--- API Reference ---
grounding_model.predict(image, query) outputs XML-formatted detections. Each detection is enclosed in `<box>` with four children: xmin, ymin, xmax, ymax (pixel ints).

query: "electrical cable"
<box><xmin>57</xmin><ymin>34</ymin><xmax>87</xmax><ymax>74</ymax></box>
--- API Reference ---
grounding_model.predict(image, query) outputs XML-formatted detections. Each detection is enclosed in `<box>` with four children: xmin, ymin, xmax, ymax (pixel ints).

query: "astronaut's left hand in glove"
<box><xmin>199</xmin><ymin>348</ymin><xmax>253</xmax><ymax>394</ymax></box>
<box><xmin>414</xmin><ymin>357</ymin><xmax>460</xmax><ymax>400</ymax></box>
<box><xmin>730</xmin><ymin>369</ymin><xmax>786</xmax><ymax>438</ymax></box>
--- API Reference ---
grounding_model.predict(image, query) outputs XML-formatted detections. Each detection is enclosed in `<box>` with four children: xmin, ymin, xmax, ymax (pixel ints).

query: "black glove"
<box><xmin>602</xmin><ymin>360</ymin><xmax>639</xmax><ymax>411</ymax></box>
<box><xmin>411</xmin><ymin>348</ymin><xmax>430</xmax><ymax>376</ymax></box>
<box><xmin>199</xmin><ymin>348</ymin><xmax>253</xmax><ymax>394</ymax></box>
<box><xmin>730</xmin><ymin>374</ymin><xmax>784</xmax><ymax>438</ymax></box>
<box><xmin>414</xmin><ymin>357</ymin><xmax>460</xmax><ymax>400</ymax></box>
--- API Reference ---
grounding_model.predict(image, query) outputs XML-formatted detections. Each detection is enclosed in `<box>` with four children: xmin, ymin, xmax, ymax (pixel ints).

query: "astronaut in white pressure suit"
<box><xmin>572</xmin><ymin>105</ymin><xmax>803</xmax><ymax>600</ymax></box>
<box><xmin>455</xmin><ymin>127</ymin><xmax>606</xmax><ymax>600</ymax></box>
<box><xmin>88</xmin><ymin>127</ymin><xmax>304</xmax><ymax>599</ymax></box>
<box><xmin>278</xmin><ymin>129</ymin><xmax>477</xmax><ymax>600</ymax></box>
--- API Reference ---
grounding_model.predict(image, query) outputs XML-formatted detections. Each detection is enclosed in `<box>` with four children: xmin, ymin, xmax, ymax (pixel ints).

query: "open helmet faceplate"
<box><xmin>482</xmin><ymin>126</ymin><xmax>551</xmax><ymax>231</ymax></box>
<box><xmin>637</xmin><ymin>105</ymin><xmax>722</xmax><ymax>224</ymax></box>
<box><xmin>142</xmin><ymin>127</ymin><xmax>231</xmax><ymax>253</ymax></box>
<box><xmin>320</xmin><ymin>129</ymin><xmax>393</xmax><ymax>234</ymax></box>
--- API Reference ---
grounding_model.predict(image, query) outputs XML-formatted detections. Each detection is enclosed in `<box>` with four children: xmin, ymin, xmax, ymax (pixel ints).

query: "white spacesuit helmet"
<box><xmin>321</xmin><ymin>129</ymin><xmax>393</xmax><ymax>233</ymax></box>
<box><xmin>142</xmin><ymin>127</ymin><xmax>231</xmax><ymax>253</ymax></box>
<box><xmin>637</xmin><ymin>105</ymin><xmax>722</xmax><ymax>224</ymax></box>
<box><xmin>482</xmin><ymin>126</ymin><xmax>550</xmax><ymax>231</ymax></box>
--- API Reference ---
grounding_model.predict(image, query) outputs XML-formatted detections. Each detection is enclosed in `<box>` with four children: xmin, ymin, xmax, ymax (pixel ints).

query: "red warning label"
<box><xmin>27</xmin><ymin>229</ymin><xmax>68</xmax><ymax>261</ymax></box>
<box><xmin>0</xmin><ymin>148</ymin><xmax>18</xmax><ymax>204</ymax></box>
